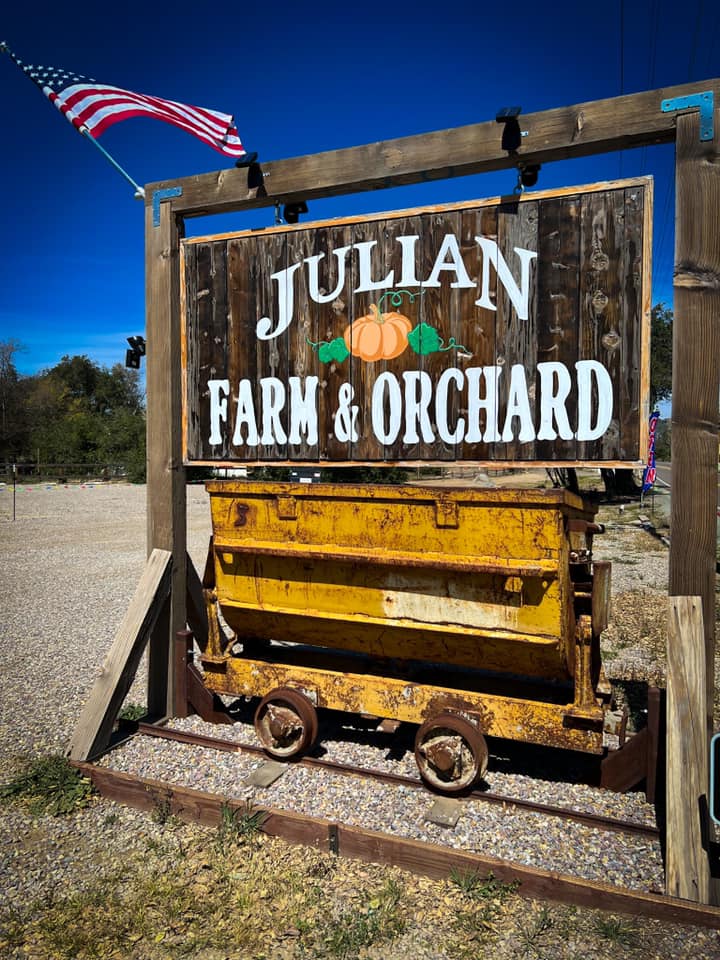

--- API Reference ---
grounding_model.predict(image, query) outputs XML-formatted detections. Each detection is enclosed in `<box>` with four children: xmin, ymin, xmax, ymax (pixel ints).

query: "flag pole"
<box><xmin>78</xmin><ymin>127</ymin><xmax>145</xmax><ymax>198</ymax></box>
<box><xmin>1</xmin><ymin>41</ymin><xmax>145</xmax><ymax>199</ymax></box>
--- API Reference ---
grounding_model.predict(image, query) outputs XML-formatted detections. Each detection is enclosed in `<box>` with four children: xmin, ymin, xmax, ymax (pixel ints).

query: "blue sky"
<box><xmin>0</xmin><ymin>1</ymin><xmax>717</xmax><ymax>376</ymax></box>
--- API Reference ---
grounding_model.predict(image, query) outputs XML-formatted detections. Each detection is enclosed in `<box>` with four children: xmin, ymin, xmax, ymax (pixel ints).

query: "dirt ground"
<box><xmin>1</xmin><ymin>476</ymin><xmax>719</xmax><ymax>960</ymax></box>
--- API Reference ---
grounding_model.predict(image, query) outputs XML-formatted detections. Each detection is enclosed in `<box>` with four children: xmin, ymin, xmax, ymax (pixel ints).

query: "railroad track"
<box><xmin>134</xmin><ymin>720</ymin><xmax>659</xmax><ymax>841</ymax></box>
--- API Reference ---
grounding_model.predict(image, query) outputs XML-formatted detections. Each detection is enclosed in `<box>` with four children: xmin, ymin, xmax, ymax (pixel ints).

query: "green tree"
<box><xmin>0</xmin><ymin>340</ymin><xmax>30</xmax><ymax>463</ymax></box>
<box><xmin>650</xmin><ymin>303</ymin><xmax>673</xmax><ymax>409</ymax></box>
<box><xmin>21</xmin><ymin>354</ymin><xmax>146</xmax><ymax>477</ymax></box>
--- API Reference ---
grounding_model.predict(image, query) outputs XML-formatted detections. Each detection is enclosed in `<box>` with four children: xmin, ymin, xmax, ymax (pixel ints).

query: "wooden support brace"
<box><xmin>68</xmin><ymin>549</ymin><xmax>172</xmax><ymax>761</ymax></box>
<box><xmin>666</xmin><ymin>596</ymin><xmax>716</xmax><ymax>904</ymax></box>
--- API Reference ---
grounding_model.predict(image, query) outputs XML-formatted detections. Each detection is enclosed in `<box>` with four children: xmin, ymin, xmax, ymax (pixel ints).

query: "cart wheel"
<box><xmin>414</xmin><ymin>713</ymin><xmax>488</xmax><ymax>793</ymax></box>
<box><xmin>254</xmin><ymin>687</ymin><xmax>318</xmax><ymax>759</ymax></box>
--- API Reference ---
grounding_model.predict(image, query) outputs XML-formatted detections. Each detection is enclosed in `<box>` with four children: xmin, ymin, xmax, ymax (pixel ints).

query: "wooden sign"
<box><xmin>181</xmin><ymin>178</ymin><xmax>651</xmax><ymax>466</ymax></box>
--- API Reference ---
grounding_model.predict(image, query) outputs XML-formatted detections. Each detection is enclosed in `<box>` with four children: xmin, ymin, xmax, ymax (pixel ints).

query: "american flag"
<box><xmin>7</xmin><ymin>49</ymin><xmax>245</xmax><ymax>158</ymax></box>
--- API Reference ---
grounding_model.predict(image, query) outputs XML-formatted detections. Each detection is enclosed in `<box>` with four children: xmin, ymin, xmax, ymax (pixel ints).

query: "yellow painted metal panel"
<box><xmin>206</xmin><ymin>482</ymin><xmax>597</xmax><ymax>682</ymax></box>
<box><xmin>201</xmin><ymin>656</ymin><xmax>604</xmax><ymax>754</ymax></box>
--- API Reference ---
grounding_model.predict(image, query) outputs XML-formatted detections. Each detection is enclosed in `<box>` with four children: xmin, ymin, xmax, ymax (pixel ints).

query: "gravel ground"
<box><xmin>1</xmin><ymin>479</ymin><xmax>718</xmax><ymax>959</ymax></box>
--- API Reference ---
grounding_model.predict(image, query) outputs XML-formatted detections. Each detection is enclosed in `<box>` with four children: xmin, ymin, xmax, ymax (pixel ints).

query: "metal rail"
<box><xmin>135</xmin><ymin>721</ymin><xmax>659</xmax><ymax>841</ymax></box>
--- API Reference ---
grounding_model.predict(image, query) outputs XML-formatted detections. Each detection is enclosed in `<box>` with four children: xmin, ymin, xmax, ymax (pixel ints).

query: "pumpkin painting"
<box><xmin>343</xmin><ymin>303</ymin><xmax>412</xmax><ymax>362</ymax></box>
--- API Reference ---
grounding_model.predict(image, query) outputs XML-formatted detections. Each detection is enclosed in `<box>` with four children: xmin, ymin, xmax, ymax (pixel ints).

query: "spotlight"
<box><xmin>125</xmin><ymin>335</ymin><xmax>146</xmax><ymax>369</ymax></box>
<box><xmin>283</xmin><ymin>201</ymin><xmax>308</xmax><ymax>224</ymax></box>
<box><xmin>519</xmin><ymin>164</ymin><xmax>541</xmax><ymax>188</ymax></box>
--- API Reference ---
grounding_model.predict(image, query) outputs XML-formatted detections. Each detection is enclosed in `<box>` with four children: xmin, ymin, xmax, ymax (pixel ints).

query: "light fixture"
<box><xmin>283</xmin><ymin>201</ymin><xmax>308</xmax><ymax>224</ymax></box>
<box><xmin>125</xmin><ymin>335</ymin><xmax>146</xmax><ymax>369</ymax></box>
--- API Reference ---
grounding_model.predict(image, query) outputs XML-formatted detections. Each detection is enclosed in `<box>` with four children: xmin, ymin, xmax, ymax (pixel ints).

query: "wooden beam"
<box><xmin>76</xmin><ymin>762</ymin><xmax>720</xmax><ymax>929</ymax></box>
<box><xmin>145</xmin><ymin>197</ymin><xmax>187</xmax><ymax>717</ymax></box>
<box><xmin>669</xmin><ymin>108</ymin><xmax>720</xmax><ymax>735</ymax></box>
<box><xmin>67</xmin><ymin>549</ymin><xmax>172</xmax><ymax>761</ymax></box>
<box><xmin>666</xmin><ymin>597</ymin><xmax>714</xmax><ymax>903</ymax></box>
<box><xmin>145</xmin><ymin>79</ymin><xmax>720</xmax><ymax>218</ymax></box>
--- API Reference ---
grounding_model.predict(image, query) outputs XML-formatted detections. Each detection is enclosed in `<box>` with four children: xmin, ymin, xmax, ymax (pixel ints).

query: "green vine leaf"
<box><xmin>314</xmin><ymin>337</ymin><xmax>350</xmax><ymax>363</ymax></box>
<box><xmin>407</xmin><ymin>322</ymin><xmax>441</xmax><ymax>355</ymax></box>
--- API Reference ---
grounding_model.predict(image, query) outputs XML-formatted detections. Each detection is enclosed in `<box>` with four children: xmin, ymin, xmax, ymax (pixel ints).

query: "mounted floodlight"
<box><xmin>125</xmin><ymin>335</ymin><xmax>146</xmax><ymax>369</ymax></box>
<box><xmin>127</xmin><ymin>335</ymin><xmax>146</xmax><ymax>356</ymax></box>
<box><xmin>283</xmin><ymin>201</ymin><xmax>308</xmax><ymax>224</ymax></box>
<box><xmin>519</xmin><ymin>163</ymin><xmax>541</xmax><ymax>188</ymax></box>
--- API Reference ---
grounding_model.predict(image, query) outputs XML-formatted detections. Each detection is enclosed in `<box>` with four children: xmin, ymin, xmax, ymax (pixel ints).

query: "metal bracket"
<box><xmin>152</xmin><ymin>186</ymin><xmax>183</xmax><ymax>226</ymax></box>
<box><xmin>661</xmin><ymin>91</ymin><xmax>714</xmax><ymax>141</ymax></box>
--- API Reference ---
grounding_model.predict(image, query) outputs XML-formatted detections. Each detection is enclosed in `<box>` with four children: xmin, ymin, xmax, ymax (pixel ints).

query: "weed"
<box><xmin>450</xmin><ymin>868</ymin><xmax>518</xmax><ymax>901</ymax></box>
<box><xmin>594</xmin><ymin>914</ymin><xmax>638</xmax><ymax>946</ymax></box>
<box><xmin>149</xmin><ymin>789</ymin><xmax>174</xmax><ymax>825</ymax></box>
<box><xmin>518</xmin><ymin>904</ymin><xmax>554</xmax><ymax>957</ymax></box>
<box><xmin>323</xmin><ymin>878</ymin><xmax>405</xmax><ymax>958</ymax></box>
<box><xmin>0</xmin><ymin>755</ymin><xmax>95</xmax><ymax>816</ymax></box>
<box><xmin>117</xmin><ymin>703</ymin><xmax>147</xmax><ymax>722</ymax></box>
<box><xmin>215</xmin><ymin>800</ymin><xmax>267</xmax><ymax>851</ymax></box>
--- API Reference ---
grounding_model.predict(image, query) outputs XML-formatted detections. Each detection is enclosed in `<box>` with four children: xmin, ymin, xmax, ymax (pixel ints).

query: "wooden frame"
<box><xmin>144</xmin><ymin>77</ymin><xmax>720</xmax><ymax>903</ymax></box>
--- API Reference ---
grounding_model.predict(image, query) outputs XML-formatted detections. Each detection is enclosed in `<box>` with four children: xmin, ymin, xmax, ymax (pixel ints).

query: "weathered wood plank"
<box><xmin>535</xmin><ymin>195</ymin><xmax>580</xmax><ymax>462</ymax></box>
<box><xmin>666</xmin><ymin>597</ymin><xmax>714</xmax><ymax>903</ymax></box>
<box><xmin>460</xmin><ymin>204</ymin><xmax>497</xmax><ymax>462</ymax></box>
<box><xmin>669</xmin><ymin>109</ymin><xmax>720</xmax><ymax>739</ymax></box>
<box><xmin>226</xmin><ymin>235</ymin><xmax>259</xmax><ymax>461</ymax></box>
<box><xmin>496</xmin><ymin>199</ymin><xmax>539</xmax><ymax>462</ymax></box>
<box><xmin>146</xmin><ymin>80</ymin><xmax>720</xmax><ymax>218</ymax></box>
<box><xmin>68</xmin><ymin>550</ymin><xmax>172</xmax><ymax>761</ymax></box>
<box><xmin>145</xmin><ymin>200</ymin><xmax>186</xmax><ymax>718</ymax></box>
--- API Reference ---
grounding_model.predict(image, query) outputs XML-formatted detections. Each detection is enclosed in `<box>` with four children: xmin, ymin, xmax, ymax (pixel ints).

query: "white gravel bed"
<box><xmin>165</xmin><ymin>711</ymin><xmax>658</xmax><ymax>828</ymax></box>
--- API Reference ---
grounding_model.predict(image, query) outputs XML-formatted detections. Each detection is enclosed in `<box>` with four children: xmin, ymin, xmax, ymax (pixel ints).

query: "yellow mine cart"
<box><xmin>201</xmin><ymin>481</ymin><xmax>613</xmax><ymax>793</ymax></box>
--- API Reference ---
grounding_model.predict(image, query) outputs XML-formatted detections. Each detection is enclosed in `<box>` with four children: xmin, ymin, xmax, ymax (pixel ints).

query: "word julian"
<box><xmin>256</xmin><ymin>235</ymin><xmax>537</xmax><ymax>340</ymax></box>
<box><xmin>207</xmin><ymin>360</ymin><xmax>612</xmax><ymax>448</ymax></box>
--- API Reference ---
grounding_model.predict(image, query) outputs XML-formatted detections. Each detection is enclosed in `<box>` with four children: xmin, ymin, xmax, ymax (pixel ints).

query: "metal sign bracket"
<box><xmin>152</xmin><ymin>186</ymin><xmax>183</xmax><ymax>227</ymax></box>
<box><xmin>661</xmin><ymin>91</ymin><xmax>714</xmax><ymax>141</ymax></box>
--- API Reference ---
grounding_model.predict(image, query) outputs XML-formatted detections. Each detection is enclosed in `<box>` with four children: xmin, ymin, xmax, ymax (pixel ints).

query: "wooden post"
<box><xmin>667</xmin><ymin>108</ymin><xmax>720</xmax><ymax>906</ymax></box>
<box><xmin>145</xmin><ymin>197</ymin><xmax>186</xmax><ymax>718</ymax></box>
<box><xmin>669</xmin><ymin>108</ymin><xmax>720</xmax><ymax>735</ymax></box>
<box><xmin>666</xmin><ymin>597</ymin><xmax>713</xmax><ymax>901</ymax></box>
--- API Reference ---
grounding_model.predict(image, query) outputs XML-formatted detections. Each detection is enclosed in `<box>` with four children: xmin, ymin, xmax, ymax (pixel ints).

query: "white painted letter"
<box><xmin>259</xmin><ymin>377</ymin><xmax>287</xmax><ymax>445</ymax></box>
<box><xmin>435</xmin><ymin>368</ymin><xmax>466</xmax><ymax>444</ymax></box>
<box><xmin>231</xmin><ymin>380</ymin><xmax>259</xmax><ymax>446</ymax></box>
<box><xmin>501</xmin><ymin>365</ymin><xmax>536</xmax><ymax>442</ymax></box>
<box><xmin>402</xmin><ymin>371</ymin><xmax>435</xmax><ymax>444</ymax></box>
<box><xmin>306</xmin><ymin>247</ymin><xmax>351</xmax><ymax>303</ymax></box>
<box><xmin>576</xmin><ymin>360</ymin><xmax>613</xmax><ymax>441</ymax></box>
<box><xmin>288</xmin><ymin>376</ymin><xmax>319</xmax><ymax>445</ymax></box>
<box><xmin>475</xmin><ymin>238</ymin><xmax>537</xmax><ymax>320</ymax></box>
<box><xmin>208</xmin><ymin>379</ymin><xmax>229</xmax><ymax>446</ymax></box>
<box><xmin>397</xmin><ymin>235</ymin><xmax>422</xmax><ymax>287</ymax></box>
<box><xmin>536</xmin><ymin>362</ymin><xmax>573</xmax><ymax>441</ymax></box>
<box><xmin>354</xmin><ymin>240</ymin><xmax>394</xmax><ymax>292</ymax></box>
<box><xmin>424</xmin><ymin>234</ymin><xmax>474</xmax><ymax>288</ymax></box>
<box><xmin>256</xmin><ymin>262</ymin><xmax>303</xmax><ymax>340</ymax></box>
<box><xmin>465</xmin><ymin>367</ymin><xmax>501</xmax><ymax>443</ymax></box>
<box><xmin>372</xmin><ymin>373</ymin><xmax>402</xmax><ymax>444</ymax></box>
